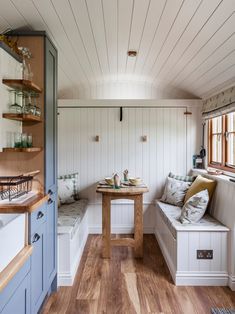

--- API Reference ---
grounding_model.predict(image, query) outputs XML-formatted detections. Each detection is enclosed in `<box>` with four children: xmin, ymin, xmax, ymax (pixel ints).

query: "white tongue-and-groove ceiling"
<box><xmin>0</xmin><ymin>0</ymin><xmax>235</xmax><ymax>99</ymax></box>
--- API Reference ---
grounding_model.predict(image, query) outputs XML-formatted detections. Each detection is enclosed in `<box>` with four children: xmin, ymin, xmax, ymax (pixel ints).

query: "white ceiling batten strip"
<box><xmin>151</xmin><ymin>0</ymin><xmax>203</xmax><ymax>84</ymax></box>
<box><xmin>152</xmin><ymin>0</ymin><xmax>224</xmax><ymax>86</ymax></box>
<box><xmin>29</xmin><ymin>0</ymin><xmax>86</xmax><ymax>88</ymax></box>
<box><xmin>169</xmin><ymin>9</ymin><xmax>235</xmax><ymax>87</ymax></box>
<box><xmin>50</xmin><ymin>0</ymin><xmax>92</xmax><ymax>86</ymax></box>
<box><xmin>177</xmin><ymin>31</ymin><xmax>235</xmax><ymax>88</ymax></box>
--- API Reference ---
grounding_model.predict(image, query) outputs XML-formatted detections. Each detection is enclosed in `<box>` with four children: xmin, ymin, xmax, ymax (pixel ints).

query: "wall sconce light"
<box><xmin>142</xmin><ymin>135</ymin><xmax>147</xmax><ymax>142</ymax></box>
<box><xmin>95</xmin><ymin>135</ymin><xmax>100</xmax><ymax>142</ymax></box>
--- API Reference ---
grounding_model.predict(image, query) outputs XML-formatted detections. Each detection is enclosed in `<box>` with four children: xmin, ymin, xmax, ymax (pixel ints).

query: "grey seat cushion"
<box><xmin>58</xmin><ymin>199</ymin><xmax>88</xmax><ymax>237</ymax></box>
<box><xmin>155</xmin><ymin>200</ymin><xmax>228</xmax><ymax>239</ymax></box>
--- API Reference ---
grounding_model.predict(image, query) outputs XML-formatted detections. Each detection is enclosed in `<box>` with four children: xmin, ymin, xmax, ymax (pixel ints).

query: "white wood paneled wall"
<box><xmin>0</xmin><ymin>49</ymin><xmax>22</xmax><ymax>151</ymax></box>
<box><xmin>58</xmin><ymin>101</ymin><xmax>202</xmax><ymax>232</ymax></box>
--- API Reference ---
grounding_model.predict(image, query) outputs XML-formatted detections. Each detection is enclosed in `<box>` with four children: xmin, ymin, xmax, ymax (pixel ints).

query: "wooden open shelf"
<box><xmin>2</xmin><ymin>147</ymin><xmax>42</xmax><ymax>153</ymax></box>
<box><xmin>2</xmin><ymin>79</ymin><xmax>42</xmax><ymax>93</ymax></box>
<box><xmin>2</xmin><ymin>113</ymin><xmax>42</xmax><ymax>123</ymax></box>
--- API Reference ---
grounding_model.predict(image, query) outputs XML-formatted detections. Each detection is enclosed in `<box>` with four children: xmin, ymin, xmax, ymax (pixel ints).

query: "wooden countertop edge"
<box><xmin>0</xmin><ymin>194</ymin><xmax>49</xmax><ymax>213</ymax></box>
<box><xmin>0</xmin><ymin>245</ymin><xmax>33</xmax><ymax>292</ymax></box>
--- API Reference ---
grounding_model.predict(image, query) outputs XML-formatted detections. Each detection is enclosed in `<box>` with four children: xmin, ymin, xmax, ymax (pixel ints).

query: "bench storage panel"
<box><xmin>155</xmin><ymin>201</ymin><xmax>229</xmax><ymax>286</ymax></box>
<box><xmin>57</xmin><ymin>199</ymin><xmax>88</xmax><ymax>286</ymax></box>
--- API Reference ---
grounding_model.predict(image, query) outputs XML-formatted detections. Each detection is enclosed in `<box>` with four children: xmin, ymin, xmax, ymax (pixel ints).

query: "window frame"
<box><xmin>208</xmin><ymin>113</ymin><xmax>235</xmax><ymax>173</ymax></box>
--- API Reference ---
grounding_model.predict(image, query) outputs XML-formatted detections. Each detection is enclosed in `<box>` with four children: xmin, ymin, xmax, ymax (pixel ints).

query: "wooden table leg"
<box><xmin>134</xmin><ymin>194</ymin><xmax>143</xmax><ymax>258</ymax></box>
<box><xmin>102</xmin><ymin>194</ymin><xmax>111</xmax><ymax>258</ymax></box>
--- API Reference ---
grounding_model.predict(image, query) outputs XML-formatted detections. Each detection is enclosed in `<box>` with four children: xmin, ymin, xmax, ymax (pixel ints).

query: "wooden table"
<box><xmin>96</xmin><ymin>185</ymin><xmax>148</xmax><ymax>258</ymax></box>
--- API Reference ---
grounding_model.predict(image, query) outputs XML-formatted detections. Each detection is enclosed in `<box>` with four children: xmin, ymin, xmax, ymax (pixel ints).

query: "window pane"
<box><xmin>212</xmin><ymin>134</ymin><xmax>222</xmax><ymax>163</ymax></box>
<box><xmin>227</xmin><ymin>133</ymin><xmax>235</xmax><ymax>166</ymax></box>
<box><xmin>227</xmin><ymin>112</ymin><xmax>235</xmax><ymax>132</ymax></box>
<box><xmin>212</xmin><ymin>116</ymin><xmax>222</xmax><ymax>133</ymax></box>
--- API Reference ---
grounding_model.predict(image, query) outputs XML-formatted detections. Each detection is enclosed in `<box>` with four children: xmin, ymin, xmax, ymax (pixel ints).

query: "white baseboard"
<box><xmin>89</xmin><ymin>225</ymin><xmax>154</xmax><ymax>234</ymax></box>
<box><xmin>175</xmin><ymin>272</ymin><xmax>228</xmax><ymax>286</ymax></box>
<box><xmin>228</xmin><ymin>275</ymin><xmax>235</xmax><ymax>291</ymax></box>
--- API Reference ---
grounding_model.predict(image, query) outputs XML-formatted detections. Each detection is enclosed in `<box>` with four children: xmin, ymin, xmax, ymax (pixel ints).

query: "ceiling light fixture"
<box><xmin>127</xmin><ymin>50</ymin><xmax>137</xmax><ymax>57</ymax></box>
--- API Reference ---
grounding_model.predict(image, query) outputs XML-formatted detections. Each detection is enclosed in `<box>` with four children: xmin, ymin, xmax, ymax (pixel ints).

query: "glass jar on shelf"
<box><xmin>9</xmin><ymin>91</ymin><xmax>22</xmax><ymax>114</ymax></box>
<box><xmin>23</xmin><ymin>93</ymin><xmax>35</xmax><ymax>115</ymax></box>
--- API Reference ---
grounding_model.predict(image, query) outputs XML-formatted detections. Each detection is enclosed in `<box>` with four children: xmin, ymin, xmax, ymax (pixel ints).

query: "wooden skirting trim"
<box><xmin>0</xmin><ymin>245</ymin><xmax>33</xmax><ymax>292</ymax></box>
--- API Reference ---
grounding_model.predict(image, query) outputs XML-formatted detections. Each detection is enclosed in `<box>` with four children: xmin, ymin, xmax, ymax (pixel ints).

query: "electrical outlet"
<box><xmin>197</xmin><ymin>250</ymin><xmax>213</xmax><ymax>260</ymax></box>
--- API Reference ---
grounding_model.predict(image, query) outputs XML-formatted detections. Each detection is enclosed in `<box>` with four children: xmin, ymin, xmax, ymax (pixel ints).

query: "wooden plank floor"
<box><xmin>42</xmin><ymin>235</ymin><xmax>235</xmax><ymax>314</ymax></box>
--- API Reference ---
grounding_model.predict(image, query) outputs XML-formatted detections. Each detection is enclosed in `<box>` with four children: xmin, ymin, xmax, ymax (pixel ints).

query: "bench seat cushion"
<box><xmin>155</xmin><ymin>200</ymin><xmax>229</xmax><ymax>239</ymax></box>
<box><xmin>58</xmin><ymin>199</ymin><xmax>88</xmax><ymax>237</ymax></box>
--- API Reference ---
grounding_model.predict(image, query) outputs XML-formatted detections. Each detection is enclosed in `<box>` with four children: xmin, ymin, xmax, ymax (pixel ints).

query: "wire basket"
<box><xmin>0</xmin><ymin>175</ymin><xmax>33</xmax><ymax>201</ymax></box>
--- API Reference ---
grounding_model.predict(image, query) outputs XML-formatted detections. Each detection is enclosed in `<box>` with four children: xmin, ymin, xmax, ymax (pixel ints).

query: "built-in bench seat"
<box><xmin>57</xmin><ymin>199</ymin><xmax>89</xmax><ymax>286</ymax></box>
<box><xmin>155</xmin><ymin>200</ymin><xmax>229</xmax><ymax>286</ymax></box>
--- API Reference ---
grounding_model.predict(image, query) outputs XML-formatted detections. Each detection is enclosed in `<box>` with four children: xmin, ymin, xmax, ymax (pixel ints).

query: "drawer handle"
<box><xmin>48</xmin><ymin>198</ymin><xmax>53</xmax><ymax>205</ymax></box>
<box><xmin>37</xmin><ymin>211</ymin><xmax>44</xmax><ymax>219</ymax></box>
<box><xmin>48</xmin><ymin>189</ymin><xmax>53</xmax><ymax>196</ymax></box>
<box><xmin>32</xmin><ymin>233</ymin><xmax>40</xmax><ymax>243</ymax></box>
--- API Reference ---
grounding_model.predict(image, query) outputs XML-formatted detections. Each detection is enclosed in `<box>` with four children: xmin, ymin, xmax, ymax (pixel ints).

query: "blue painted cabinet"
<box><xmin>0</xmin><ymin>260</ymin><xmax>31</xmax><ymax>314</ymax></box>
<box><xmin>44</xmin><ymin>36</ymin><xmax>58</xmax><ymax>292</ymax></box>
<box><xmin>30</xmin><ymin>221</ymin><xmax>46</xmax><ymax>314</ymax></box>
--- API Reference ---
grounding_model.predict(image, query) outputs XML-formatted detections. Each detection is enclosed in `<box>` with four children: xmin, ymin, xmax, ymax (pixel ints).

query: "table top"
<box><xmin>96</xmin><ymin>184</ymin><xmax>148</xmax><ymax>195</ymax></box>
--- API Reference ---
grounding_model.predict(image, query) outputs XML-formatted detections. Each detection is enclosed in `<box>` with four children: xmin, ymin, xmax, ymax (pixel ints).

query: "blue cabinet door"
<box><xmin>1</xmin><ymin>272</ymin><xmax>30</xmax><ymax>314</ymax></box>
<box><xmin>45</xmin><ymin>194</ymin><xmax>57</xmax><ymax>290</ymax></box>
<box><xmin>44</xmin><ymin>36</ymin><xmax>58</xmax><ymax>292</ymax></box>
<box><xmin>30</xmin><ymin>222</ymin><xmax>46</xmax><ymax>314</ymax></box>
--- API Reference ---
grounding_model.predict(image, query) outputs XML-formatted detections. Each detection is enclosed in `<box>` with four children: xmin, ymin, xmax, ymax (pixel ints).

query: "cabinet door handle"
<box><xmin>48</xmin><ymin>189</ymin><xmax>53</xmax><ymax>196</ymax></box>
<box><xmin>48</xmin><ymin>198</ymin><xmax>53</xmax><ymax>205</ymax></box>
<box><xmin>37</xmin><ymin>211</ymin><xmax>44</xmax><ymax>219</ymax></box>
<box><xmin>32</xmin><ymin>233</ymin><xmax>40</xmax><ymax>243</ymax></box>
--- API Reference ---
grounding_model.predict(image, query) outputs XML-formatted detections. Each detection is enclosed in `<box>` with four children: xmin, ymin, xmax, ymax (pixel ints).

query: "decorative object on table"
<box><xmin>207</xmin><ymin>167</ymin><xmax>223</xmax><ymax>175</ymax></box>
<box><xmin>142</xmin><ymin>135</ymin><xmax>147</xmax><ymax>142</ymax></box>
<box><xmin>95</xmin><ymin>135</ymin><xmax>100</xmax><ymax>142</ymax></box>
<box><xmin>184</xmin><ymin>175</ymin><xmax>216</xmax><ymax>203</ymax></box>
<box><xmin>123</xmin><ymin>169</ymin><xmax>129</xmax><ymax>182</ymax></box>
<box><xmin>161</xmin><ymin>177</ymin><xmax>191</xmax><ymax>207</ymax></box>
<box><xmin>179</xmin><ymin>189</ymin><xmax>209</xmax><ymax>224</ymax></box>
<box><xmin>9</xmin><ymin>90</ymin><xmax>22</xmax><ymax>113</ymax></box>
<box><xmin>18</xmin><ymin>46</ymin><xmax>33</xmax><ymax>80</ymax></box>
<box><xmin>104</xmin><ymin>177</ymin><xmax>114</xmax><ymax>186</ymax></box>
<box><xmin>129</xmin><ymin>177</ymin><xmax>142</xmax><ymax>186</ymax></box>
<box><xmin>113</xmin><ymin>173</ymin><xmax>120</xmax><ymax>189</ymax></box>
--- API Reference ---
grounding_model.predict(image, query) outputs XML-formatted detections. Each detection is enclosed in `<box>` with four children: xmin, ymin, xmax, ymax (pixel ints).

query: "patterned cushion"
<box><xmin>161</xmin><ymin>177</ymin><xmax>191</xmax><ymax>207</ymax></box>
<box><xmin>58</xmin><ymin>172</ymin><xmax>79</xmax><ymax>204</ymax></box>
<box><xmin>58</xmin><ymin>199</ymin><xmax>88</xmax><ymax>238</ymax></box>
<box><xmin>179</xmin><ymin>190</ymin><xmax>209</xmax><ymax>224</ymax></box>
<box><xmin>155</xmin><ymin>200</ymin><xmax>227</xmax><ymax>239</ymax></box>
<box><xmin>169</xmin><ymin>172</ymin><xmax>197</xmax><ymax>182</ymax></box>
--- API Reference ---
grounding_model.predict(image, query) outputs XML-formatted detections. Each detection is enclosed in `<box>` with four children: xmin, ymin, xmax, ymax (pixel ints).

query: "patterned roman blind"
<box><xmin>202</xmin><ymin>85</ymin><xmax>235</xmax><ymax>119</ymax></box>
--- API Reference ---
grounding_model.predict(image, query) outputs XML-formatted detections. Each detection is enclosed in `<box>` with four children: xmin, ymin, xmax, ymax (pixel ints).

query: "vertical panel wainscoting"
<box><xmin>58</xmin><ymin>103</ymin><xmax>201</xmax><ymax>233</ymax></box>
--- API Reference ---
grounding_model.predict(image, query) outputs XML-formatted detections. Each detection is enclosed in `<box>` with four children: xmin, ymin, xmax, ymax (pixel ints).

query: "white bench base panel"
<box><xmin>58</xmin><ymin>212</ymin><xmax>88</xmax><ymax>286</ymax></box>
<box><xmin>155</xmin><ymin>205</ymin><xmax>229</xmax><ymax>286</ymax></box>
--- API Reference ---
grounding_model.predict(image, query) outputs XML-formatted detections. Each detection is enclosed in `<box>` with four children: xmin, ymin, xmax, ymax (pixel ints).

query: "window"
<box><xmin>209</xmin><ymin>112</ymin><xmax>235</xmax><ymax>172</ymax></box>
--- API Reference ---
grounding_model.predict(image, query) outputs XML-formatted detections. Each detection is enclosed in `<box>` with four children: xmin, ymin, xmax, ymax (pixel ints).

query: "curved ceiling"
<box><xmin>0</xmin><ymin>0</ymin><xmax>235</xmax><ymax>99</ymax></box>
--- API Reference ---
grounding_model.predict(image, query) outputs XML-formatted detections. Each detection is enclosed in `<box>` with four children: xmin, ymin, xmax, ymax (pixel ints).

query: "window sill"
<box><xmin>192</xmin><ymin>168</ymin><xmax>235</xmax><ymax>186</ymax></box>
